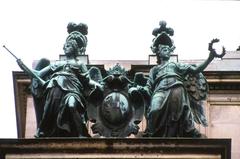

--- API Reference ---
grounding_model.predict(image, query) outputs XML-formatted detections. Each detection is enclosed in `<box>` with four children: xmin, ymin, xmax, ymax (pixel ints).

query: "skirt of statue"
<box><xmin>36</xmin><ymin>85</ymin><xmax>89</xmax><ymax>137</ymax></box>
<box><xmin>146</xmin><ymin>85</ymin><xmax>196</xmax><ymax>137</ymax></box>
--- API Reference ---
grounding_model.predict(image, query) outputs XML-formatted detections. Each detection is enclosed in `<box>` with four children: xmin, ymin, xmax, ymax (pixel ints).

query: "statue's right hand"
<box><xmin>17</xmin><ymin>59</ymin><xmax>22</xmax><ymax>64</ymax></box>
<box><xmin>16</xmin><ymin>59</ymin><xmax>24</xmax><ymax>70</ymax></box>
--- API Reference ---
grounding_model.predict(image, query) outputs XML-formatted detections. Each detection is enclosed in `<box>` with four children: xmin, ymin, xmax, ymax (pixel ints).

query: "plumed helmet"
<box><xmin>66</xmin><ymin>22</ymin><xmax>88</xmax><ymax>55</ymax></box>
<box><xmin>151</xmin><ymin>21</ymin><xmax>175</xmax><ymax>53</ymax></box>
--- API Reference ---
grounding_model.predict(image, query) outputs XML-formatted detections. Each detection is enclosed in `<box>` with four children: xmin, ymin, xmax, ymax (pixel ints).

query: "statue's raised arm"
<box><xmin>188</xmin><ymin>38</ymin><xmax>226</xmax><ymax>74</ymax></box>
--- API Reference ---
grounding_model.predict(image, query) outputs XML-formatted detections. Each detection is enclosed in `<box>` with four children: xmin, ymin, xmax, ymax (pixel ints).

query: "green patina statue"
<box><xmin>15</xmin><ymin>22</ymin><xmax>101</xmax><ymax>137</ymax></box>
<box><xmin>142</xmin><ymin>21</ymin><xmax>226</xmax><ymax>137</ymax></box>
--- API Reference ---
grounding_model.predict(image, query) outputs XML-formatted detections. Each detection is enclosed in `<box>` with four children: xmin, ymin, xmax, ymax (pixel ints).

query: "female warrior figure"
<box><xmin>18</xmin><ymin>23</ymin><xmax>100</xmax><ymax>137</ymax></box>
<box><xmin>144</xmin><ymin>21</ymin><xmax>225</xmax><ymax>137</ymax></box>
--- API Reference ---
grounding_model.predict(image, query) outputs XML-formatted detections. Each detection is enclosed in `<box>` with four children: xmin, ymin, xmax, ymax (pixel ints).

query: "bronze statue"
<box><xmin>13</xmin><ymin>22</ymin><xmax>101</xmax><ymax>137</ymax></box>
<box><xmin>142</xmin><ymin>21</ymin><xmax>226</xmax><ymax>137</ymax></box>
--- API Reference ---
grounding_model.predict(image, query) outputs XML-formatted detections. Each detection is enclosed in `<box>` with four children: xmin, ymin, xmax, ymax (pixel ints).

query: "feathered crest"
<box><xmin>152</xmin><ymin>21</ymin><xmax>174</xmax><ymax>37</ymax></box>
<box><xmin>67</xmin><ymin>22</ymin><xmax>88</xmax><ymax>35</ymax></box>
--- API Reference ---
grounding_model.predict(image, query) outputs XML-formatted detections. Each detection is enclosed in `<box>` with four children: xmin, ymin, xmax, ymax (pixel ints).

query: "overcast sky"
<box><xmin>0</xmin><ymin>0</ymin><xmax>240</xmax><ymax>138</ymax></box>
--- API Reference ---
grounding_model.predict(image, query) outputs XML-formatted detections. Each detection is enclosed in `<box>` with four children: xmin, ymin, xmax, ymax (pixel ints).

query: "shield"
<box><xmin>87</xmin><ymin>64</ymin><xmax>145</xmax><ymax>137</ymax></box>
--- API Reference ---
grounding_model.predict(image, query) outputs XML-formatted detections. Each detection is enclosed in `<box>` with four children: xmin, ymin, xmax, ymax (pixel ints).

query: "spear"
<box><xmin>2</xmin><ymin>45</ymin><xmax>46</xmax><ymax>86</ymax></box>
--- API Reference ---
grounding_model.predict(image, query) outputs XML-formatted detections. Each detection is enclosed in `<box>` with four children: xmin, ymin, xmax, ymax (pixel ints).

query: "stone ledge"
<box><xmin>0</xmin><ymin>138</ymin><xmax>231</xmax><ymax>159</ymax></box>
